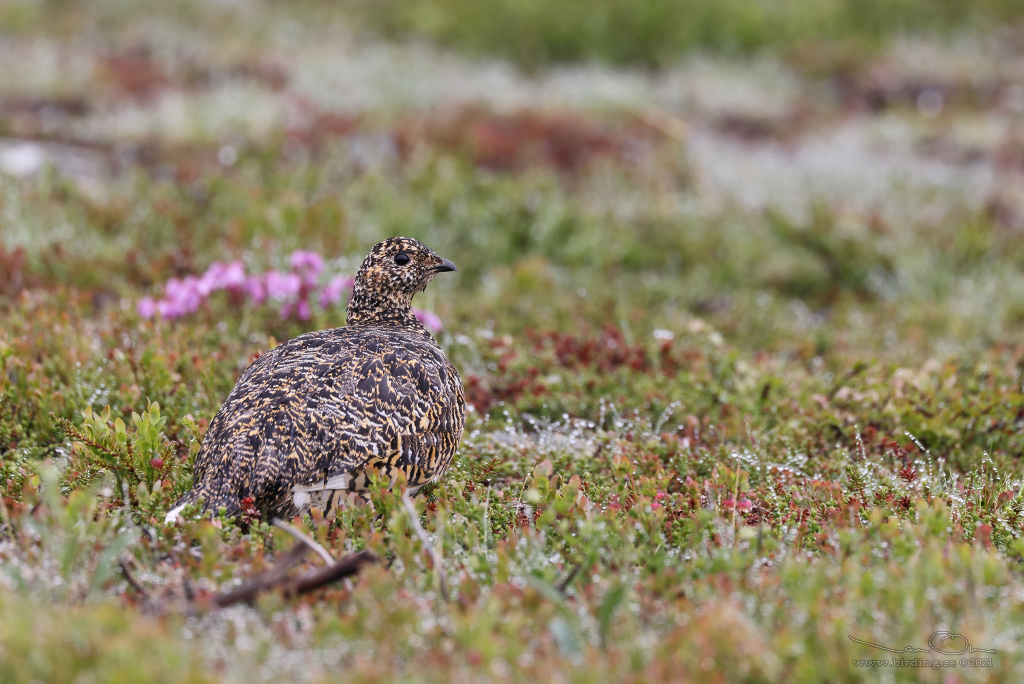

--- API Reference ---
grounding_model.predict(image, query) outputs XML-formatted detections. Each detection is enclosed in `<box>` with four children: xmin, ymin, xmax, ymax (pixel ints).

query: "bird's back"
<box><xmin>173</xmin><ymin>324</ymin><xmax>465</xmax><ymax>519</ymax></box>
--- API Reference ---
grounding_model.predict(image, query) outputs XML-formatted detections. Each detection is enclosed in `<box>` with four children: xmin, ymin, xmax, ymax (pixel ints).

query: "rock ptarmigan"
<box><xmin>166</xmin><ymin>237</ymin><xmax>465</xmax><ymax>522</ymax></box>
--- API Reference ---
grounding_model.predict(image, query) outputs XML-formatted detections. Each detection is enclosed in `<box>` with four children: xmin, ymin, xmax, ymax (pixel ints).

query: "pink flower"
<box><xmin>180</xmin><ymin>277</ymin><xmax>203</xmax><ymax>313</ymax></box>
<box><xmin>161</xmin><ymin>276</ymin><xmax>202</xmax><ymax>317</ymax></box>
<box><xmin>737</xmin><ymin>499</ymin><xmax>753</xmax><ymax>512</ymax></box>
<box><xmin>319</xmin><ymin>275</ymin><xmax>354</xmax><ymax>308</ymax></box>
<box><xmin>200</xmin><ymin>260</ymin><xmax>246</xmax><ymax>292</ymax></box>
<box><xmin>278</xmin><ymin>299</ymin><xmax>311</xmax><ymax>320</ymax></box>
<box><xmin>197</xmin><ymin>262</ymin><xmax>225</xmax><ymax>295</ymax></box>
<box><xmin>721</xmin><ymin>498</ymin><xmax>736</xmax><ymax>510</ymax></box>
<box><xmin>264</xmin><ymin>271</ymin><xmax>302</xmax><ymax>300</ymax></box>
<box><xmin>137</xmin><ymin>249</ymin><xmax>370</xmax><ymax>323</ymax></box>
<box><xmin>413</xmin><ymin>308</ymin><xmax>443</xmax><ymax>334</ymax></box>
<box><xmin>290</xmin><ymin>250</ymin><xmax>324</xmax><ymax>273</ymax></box>
<box><xmin>290</xmin><ymin>250</ymin><xmax>324</xmax><ymax>286</ymax></box>
<box><xmin>222</xmin><ymin>260</ymin><xmax>246</xmax><ymax>289</ymax></box>
<box><xmin>137</xmin><ymin>297</ymin><xmax>156</xmax><ymax>319</ymax></box>
<box><xmin>243</xmin><ymin>274</ymin><xmax>267</xmax><ymax>304</ymax></box>
<box><xmin>156</xmin><ymin>298</ymin><xmax>182</xmax><ymax>319</ymax></box>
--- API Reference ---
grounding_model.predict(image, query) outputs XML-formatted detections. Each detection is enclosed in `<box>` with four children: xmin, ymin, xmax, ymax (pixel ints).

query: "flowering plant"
<box><xmin>137</xmin><ymin>249</ymin><xmax>442</xmax><ymax>333</ymax></box>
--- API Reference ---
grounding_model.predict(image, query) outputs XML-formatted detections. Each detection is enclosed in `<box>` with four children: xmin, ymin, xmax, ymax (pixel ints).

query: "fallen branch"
<box><xmin>119</xmin><ymin>558</ymin><xmax>151</xmax><ymax>600</ymax></box>
<box><xmin>212</xmin><ymin>542</ymin><xmax>309</xmax><ymax>608</ymax></box>
<box><xmin>283</xmin><ymin>550</ymin><xmax>377</xmax><ymax>598</ymax></box>
<box><xmin>555</xmin><ymin>560</ymin><xmax>587</xmax><ymax>595</ymax></box>
<box><xmin>210</xmin><ymin>544</ymin><xmax>377</xmax><ymax>609</ymax></box>
<box><xmin>272</xmin><ymin>517</ymin><xmax>335</xmax><ymax>565</ymax></box>
<box><xmin>401</xmin><ymin>492</ymin><xmax>449</xmax><ymax>601</ymax></box>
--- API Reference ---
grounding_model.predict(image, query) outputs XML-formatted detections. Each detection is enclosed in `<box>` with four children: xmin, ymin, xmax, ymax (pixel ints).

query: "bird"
<box><xmin>165</xmin><ymin>237</ymin><xmax>465</xmax><ymax>523</ymax></box>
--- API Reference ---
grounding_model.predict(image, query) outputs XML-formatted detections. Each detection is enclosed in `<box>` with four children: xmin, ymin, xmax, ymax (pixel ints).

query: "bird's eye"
<box><xmin>394</xmin><ymin>253</ymin><xmax>411</xmax><ymax>266</ymax></box>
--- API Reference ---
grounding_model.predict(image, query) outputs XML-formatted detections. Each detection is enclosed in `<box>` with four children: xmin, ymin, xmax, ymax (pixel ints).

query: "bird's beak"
<box><xmin>432</xmin><ymin>258</ymin><xmax>457</xmax><ymax>273</ymax></box>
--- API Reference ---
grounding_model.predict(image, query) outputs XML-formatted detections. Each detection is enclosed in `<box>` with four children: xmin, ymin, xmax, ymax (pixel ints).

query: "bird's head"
<box><xmin>346</xmin><ymin>237</ymin><xmax>456</xmax><ymax>329</ymax></box>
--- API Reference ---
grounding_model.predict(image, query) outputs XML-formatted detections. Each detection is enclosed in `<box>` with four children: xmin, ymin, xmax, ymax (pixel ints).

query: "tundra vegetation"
<box><xmin>2</xmin><ymin>1</ymin><xmax>1024</xmax><ymax>681</ymax></box>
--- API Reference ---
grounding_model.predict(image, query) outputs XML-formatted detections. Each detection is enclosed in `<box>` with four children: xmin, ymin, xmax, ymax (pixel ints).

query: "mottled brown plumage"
<box><xmin>167</xmin><ymin>238</ymin><xmax>464</xmax><ymax>521</ymax></box>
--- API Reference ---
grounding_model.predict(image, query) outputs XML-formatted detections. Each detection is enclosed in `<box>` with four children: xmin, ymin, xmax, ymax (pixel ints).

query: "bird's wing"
<box><xmin>190</xmin><ymin>340</ymin><xmax>293</xmax><ymax>484</ymax></box>
<box><xmin>185</xmin><ymin>329</ymin><xmax>461</xmax><ymax>514</ymax></box>
<box><xmin>188</xmin><ymin>331</ymin><xmax>347</xmax><ymax>510</ymax></box>
<box><xmin>287</xmin><ymin>336</ymin><xmax>460</xmax><ymax>494</ymax></box>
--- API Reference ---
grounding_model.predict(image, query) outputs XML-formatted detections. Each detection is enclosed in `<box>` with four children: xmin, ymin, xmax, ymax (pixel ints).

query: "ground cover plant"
<box><xmin>2</xmin><ymin>1</ymin><xmax>1024</xmax><ymax>681</ymax></box>
<box><xmin>347</xmin><ymin>0</ymin><xmax>1024</xmax><ymax>69</ymax></box>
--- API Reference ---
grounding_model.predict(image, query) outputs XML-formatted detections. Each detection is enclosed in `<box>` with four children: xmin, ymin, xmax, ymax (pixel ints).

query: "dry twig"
<box><xmin>119</xmin><ymin>558</ymin><xmax>151</xmax><ymax>600</ymax></box>
<box><xmin>212</xmin><ymin>542</ymin><xmax>309</xmax><ymax>608</ymax></box>
<box><xmin>555</xmin><ymin>560</ymin><xmax>587</xmax><ymax>595</ymax></box>
<box><xmin>272</xmin><ymin>517</ymin><xmax>335</xmax><ymax>564</ymax></box>
<box><xmin>211</xmin><ymin>544</ymin><xmax>378</xmax><ymax>609</ymax></box>
<box><xmin>284</xmin><ymin>550</ymin><xmax>377</xmax><ymax>598</ymax></box>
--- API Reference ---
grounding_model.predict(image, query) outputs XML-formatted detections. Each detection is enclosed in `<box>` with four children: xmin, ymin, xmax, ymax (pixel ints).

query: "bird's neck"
<box><xmin>345</xmin><ymin>284</ymin><xmax>429</xmax><ymax>335</ymax></box>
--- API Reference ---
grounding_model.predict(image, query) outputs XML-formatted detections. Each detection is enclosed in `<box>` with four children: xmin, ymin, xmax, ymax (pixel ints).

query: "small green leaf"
<box><xmin>597</xmin><ymin>582</ymin><xmax>626</xmax><ymax>648</ymax></box>
<box><xmin>549</xmin><ymin>616</ymin><xmax>582</xmax><ymax>659</ymax></box>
